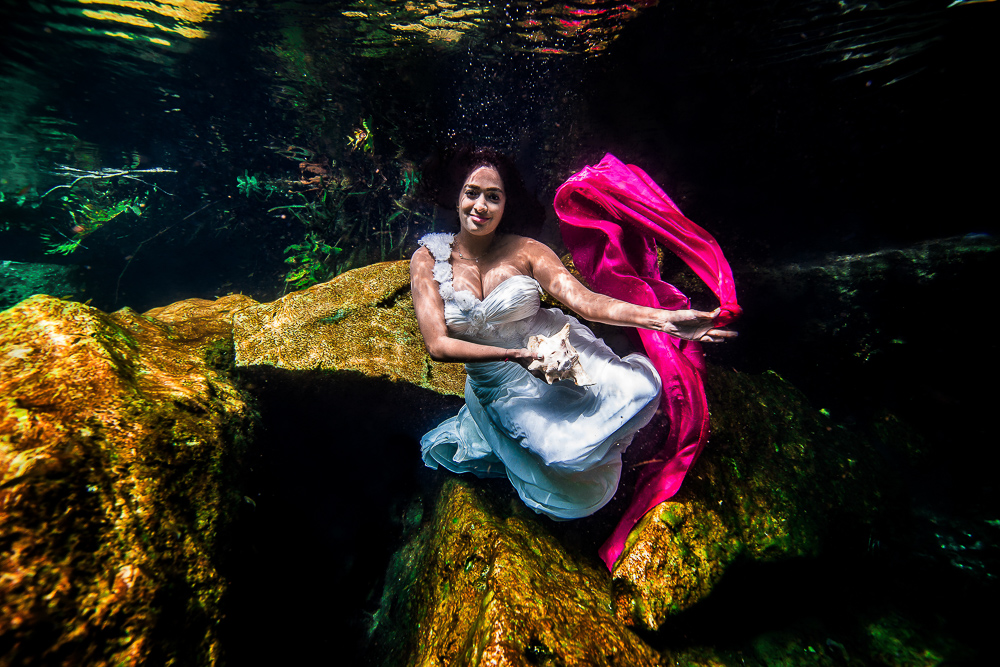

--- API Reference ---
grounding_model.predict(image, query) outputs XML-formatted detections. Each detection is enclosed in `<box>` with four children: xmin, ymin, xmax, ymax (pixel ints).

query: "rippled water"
<box><xmin>2</xmin><ymin>2</ymin><xmax>989</xmax><ymax>304</ymax></box>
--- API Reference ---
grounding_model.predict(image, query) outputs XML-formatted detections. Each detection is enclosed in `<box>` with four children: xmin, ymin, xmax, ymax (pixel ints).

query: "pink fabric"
<box><xmin>554</xmin><ymin>154</ymin><xmax>741</xmax><ymax>570</ymax></box>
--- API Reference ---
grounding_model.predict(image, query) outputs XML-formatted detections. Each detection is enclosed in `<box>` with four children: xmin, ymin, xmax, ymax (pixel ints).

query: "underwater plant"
<box><xmin>39</xmin><ymin>233</ymin><xmax>85</xmax><ymax>255</ymax></box>
<box><xmin>236</xmin><ymin>171</ymin><xmax>260</xmax><ymax>196</ymax></box>
<box><xmin>42</xmin><ymin>189</ymin><xmax>149</xmax><ymax>255</ymax></box>
<box><xmin>10</xmin><ymin>163</ymin><xmax>176</xmax><ymax>255</ymax></box>
<box><xmin>400</xmin><ymin>162</ymin><xmax>420</xmax><ymax>195</ymax></box>
<box><xmin>258</xmin><ymin>142</ymin><xmax>434</xmax><ymax>289</ymax></box>
<box><xmin>346</xmin><ymin>117</ymin><xmax>375</xmax><ymax>153</ymax></box>
<box><xmin>283</xmin><ymin>231</ymin><xmax>341</xmax><ymax>289</ymax></box>
<box><xmin>236</xmin><ymin>171</ymin><xmax>283</xmax><ymax>198</ymax></box>
<box><xmin>0</xmin><ymin>190</ymin><xmax>40</xmax><ymax>209</ymax></box>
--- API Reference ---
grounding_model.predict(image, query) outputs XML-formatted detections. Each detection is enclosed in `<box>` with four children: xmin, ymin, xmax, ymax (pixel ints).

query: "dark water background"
<box><xmin>1</xmin><ymin>0</ymin><xmax>996</xmax><ymax>664</ymax></box>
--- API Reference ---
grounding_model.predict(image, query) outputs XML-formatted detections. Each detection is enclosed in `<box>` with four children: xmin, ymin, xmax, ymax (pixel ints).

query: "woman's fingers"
<box><xmin>665</xmin><ymin>308</ymin><xmax>738</xmax><ymax>342</ymax></box>
<box><xmin>687</xmin><ymin>309</ymin><xmax>736</xmax><ymax>342</ymax></box>
<box><xmin>700</xmin><ymin>328</ymin><xmax>738</xmax><ymax>343</ymax></box>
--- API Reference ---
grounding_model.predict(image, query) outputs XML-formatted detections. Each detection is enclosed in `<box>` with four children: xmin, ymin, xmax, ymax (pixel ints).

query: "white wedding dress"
<box><xmin>418</xmin><ymin>233</ymin><xmax>662</xmax><ymax>519</ymax></box>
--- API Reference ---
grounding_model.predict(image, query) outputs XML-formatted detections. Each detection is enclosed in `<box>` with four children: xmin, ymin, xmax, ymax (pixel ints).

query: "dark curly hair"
<box><xmin>419</xmin><ymin>146</ymin><xmax>544</xmax><ymax>238</ymax></box>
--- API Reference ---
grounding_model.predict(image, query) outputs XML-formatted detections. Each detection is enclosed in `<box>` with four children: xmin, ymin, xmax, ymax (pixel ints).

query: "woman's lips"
<box><xmin>470</xmin><ymin>215</ymin><xmax>489</xmax><ymax>224</ymax></box>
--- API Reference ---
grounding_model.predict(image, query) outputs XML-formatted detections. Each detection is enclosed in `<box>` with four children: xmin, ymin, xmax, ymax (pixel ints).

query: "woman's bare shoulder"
<box><xmin>501</xmin><ymin>234</ymin><xmax>552</xmax><ymax>255</ymax></box>
<box><xmin>410</xmin><ymin>245</ymin><xmax>434</xmax><ymax>276</ymax></box>
<box><xmin>509</xmin><ymin>236</ymin><xmax>561</xmax><ymax>263</ymax></box>
<box><xmin>411</xmin><ymin>244</ymin><xmax>434</xmax><ymax>263</ymax></box>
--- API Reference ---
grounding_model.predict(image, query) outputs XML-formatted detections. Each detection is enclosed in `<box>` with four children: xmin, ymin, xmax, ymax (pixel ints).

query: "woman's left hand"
<box><xmin>659</xmin><ymin>308</ymin><xmax>738</xmax><ymax>343</ymax></box>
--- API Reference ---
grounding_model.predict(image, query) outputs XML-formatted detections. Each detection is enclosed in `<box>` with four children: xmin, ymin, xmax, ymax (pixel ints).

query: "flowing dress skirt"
<box><xmin>421</xmin><ymin>307</ymin><xmax>661</xmax><ymax>519</ymax></box>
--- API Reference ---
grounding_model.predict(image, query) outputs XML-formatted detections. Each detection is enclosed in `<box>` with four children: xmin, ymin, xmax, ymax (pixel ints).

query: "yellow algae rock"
<box><xmin>144</xmin><ymin>293</ymin><xmax>258</xmax><ymax>352</ymax></box>
<box><xmin>611</xmin><ymin>365</ymin><xmax>896</xmax><ymax>632</ymax></box>
<box><xmin>0</xmin><ymin>295</ymin><xmax>253</xmax><ymax>666</ymax></box>
<box><xmin>371</xmin><ymin>479</ymin><xmax>664</xmax><ymax>667</ymax></box>
<box><xmin>232</xmin><ymin>260</ymin><xmax>465</xmax><ymax>396</ymax></box>
<box><xmin>612</xmin><ymin>500</ymin><xmax>742</xmax><ymax>630</ymax></box>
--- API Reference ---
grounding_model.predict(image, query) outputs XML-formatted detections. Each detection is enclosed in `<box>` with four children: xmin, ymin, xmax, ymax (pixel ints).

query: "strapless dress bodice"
<box><xmin>444</xmin><ymin>275</ymin><xmax>542</xmax><ymax>348</ymax></box>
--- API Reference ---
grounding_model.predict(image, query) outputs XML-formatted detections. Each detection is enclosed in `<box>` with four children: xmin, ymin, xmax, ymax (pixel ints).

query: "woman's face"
<box><xmin>457</xmin><ymin>166</ymin><xmax>505</xmax><ymax>237</ymax></box>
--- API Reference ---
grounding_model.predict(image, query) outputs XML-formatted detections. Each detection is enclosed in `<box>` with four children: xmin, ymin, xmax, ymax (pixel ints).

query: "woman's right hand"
<box><xmin>658</xmin><ymin>308</ymin><xmax>738</xmax><ymax>343</ymax></box>
<box><xmin>508</xmin><ymin>347</ymin><xmax>540</xmax><ymax>367</ymax></box>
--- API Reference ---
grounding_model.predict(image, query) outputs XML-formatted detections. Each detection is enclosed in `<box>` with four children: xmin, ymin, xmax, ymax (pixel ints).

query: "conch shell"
<box><xmin>526</xmin><ymin>323</ymin><xmax>595</xmax><ymax>386</ymax></box>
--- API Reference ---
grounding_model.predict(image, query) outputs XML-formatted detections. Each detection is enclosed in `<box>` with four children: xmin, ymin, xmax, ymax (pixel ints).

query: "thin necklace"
<box><xmin>455</xmin><ymin>236</ymin><xmax>496</xmax><ymax>262</ymax></box>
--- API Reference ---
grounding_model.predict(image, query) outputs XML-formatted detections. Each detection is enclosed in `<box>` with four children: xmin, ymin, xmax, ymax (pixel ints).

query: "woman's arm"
<box><xmin>526</xmin><ymin>239</ymin><xmax>736</xmax><ymax>343</ymax></box>
<box><xmin>410</xmin><ymin>248</ymin><xmax>536</xmax><ymax>362</ymax></box>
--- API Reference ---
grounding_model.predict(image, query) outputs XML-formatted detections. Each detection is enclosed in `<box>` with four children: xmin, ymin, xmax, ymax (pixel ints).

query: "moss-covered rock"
<box><xmin>232</xmin><ymin>259</ymin><xmax>466</xmax><ymax>396</ymax></box>
<box><xmin>611</xmin><ymin>366</ymin><xmax>896</xmax><ymax>631</ymax></box>
<box><xmin>861</xmin><ymin>611</ymin><xmax>962</xmax><ymax>667</ymax></box>
<box><xmin>370</xmin><ymin>479</ymin><xmax>665</xmax><ymax>667</ymax></box>
<box><xmin>143</xmin><ymin>294</ymin><xmax>258</xmax><ymax>355</ymax></box>
<box><xmin>0</xmin><ymin>295</ymin><xmax>254</xmax><ymax>666</ymax></box>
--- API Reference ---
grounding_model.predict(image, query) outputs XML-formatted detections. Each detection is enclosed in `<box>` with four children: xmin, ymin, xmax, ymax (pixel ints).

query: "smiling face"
<box><xmin>457</xmin><ymin>166</ymin><xmax>505</xmax><ymax>237</ymax></box>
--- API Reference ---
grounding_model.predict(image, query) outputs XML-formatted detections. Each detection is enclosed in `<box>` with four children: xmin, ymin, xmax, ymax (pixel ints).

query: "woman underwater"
<box><xmin>411</xmin><ymin>148</ymin><xmax>738</xmax><ymax>566</ymax></box>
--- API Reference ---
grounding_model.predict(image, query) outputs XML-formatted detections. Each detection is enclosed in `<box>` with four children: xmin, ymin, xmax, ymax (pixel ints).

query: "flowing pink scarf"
<box><xmin>554</xmin><ymin>154</ymin><xmax>741</xmax><ymax>570</ymax></box>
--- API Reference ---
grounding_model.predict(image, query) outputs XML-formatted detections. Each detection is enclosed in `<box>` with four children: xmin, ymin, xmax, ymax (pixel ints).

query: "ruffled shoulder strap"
<box><xmin>417</xmin><ymin>232</ymin><xmax>456</xmax><ymax>302</ymax></box>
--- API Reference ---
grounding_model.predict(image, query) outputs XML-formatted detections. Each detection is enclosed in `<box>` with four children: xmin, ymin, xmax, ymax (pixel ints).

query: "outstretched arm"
<box><xmin>526</xmin><ymin>240</ymin><xmax>736</xmax><ymax>343</ymax></box>
<box><xmin>410</xmin><ymin>248</ymin><xmax>537</xmax><ymax>362</ymax></box>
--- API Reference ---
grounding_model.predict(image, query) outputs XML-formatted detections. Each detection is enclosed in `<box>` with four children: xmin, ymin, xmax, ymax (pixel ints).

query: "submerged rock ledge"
<box><xmin>230</xmin><ymin>260</ymin><xmax>466</xmax><ymax>396</ymax></box>
<box><xmin>371</xmin><ymin>478</ymin><xmax>665</xmax><ymax>666</ymax></box>
<box><xmin>1</xmin><ymin>295</ymin><xmax>253</xmax><ymax>666</ymax></box>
